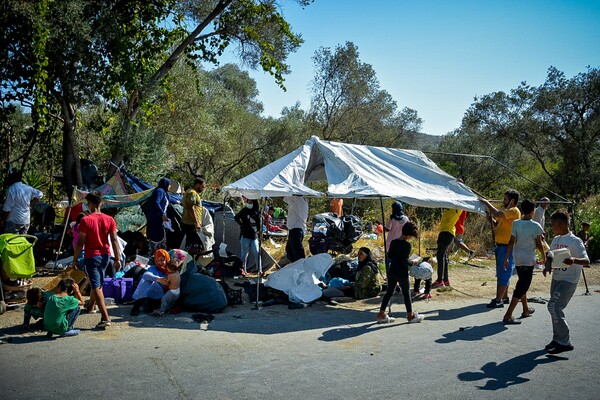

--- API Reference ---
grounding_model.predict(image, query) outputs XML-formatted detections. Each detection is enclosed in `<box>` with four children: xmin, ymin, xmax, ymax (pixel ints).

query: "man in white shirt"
<box><xmin>532</xmin><ymin>197</ymin><xmax>550</xmax><ymax>229</ymax></box>
<box><xmin>283</xmin><ymin>196</ymin><xmax>308</xmax><ymax>263</ymax></box>
<box><xmin>1</xmin><ymin>172</ymin><xmax>43</xmax><ymax>234</ymax></box>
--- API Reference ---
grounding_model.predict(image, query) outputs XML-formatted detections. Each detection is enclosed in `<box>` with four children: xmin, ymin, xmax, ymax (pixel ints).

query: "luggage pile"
<box><xmin>308</xmin><ymin>212</ymin><xmax>363</xmax><ymax>255</ymax></box>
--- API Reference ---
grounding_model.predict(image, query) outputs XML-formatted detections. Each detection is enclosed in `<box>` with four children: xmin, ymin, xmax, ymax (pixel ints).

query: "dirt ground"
<box><xmin>2</xmin><ymin>234</ymin><xmax>598</xmax><ymax>334</ymax></box>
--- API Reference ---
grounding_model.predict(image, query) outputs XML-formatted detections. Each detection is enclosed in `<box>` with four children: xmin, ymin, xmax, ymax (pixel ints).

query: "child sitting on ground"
<box><xmin>44</xmin><ymin>278</ymin><xmax>85</xmax><ymax>337</ymax></box>
<box><xmin>153</xmin><ymin>259</ymin><xmax>183</xmax><ymax>316</ymax></box>
<box><xmin>22</xmin><ymin>288</ymin><xmax>53</xmax><ymax>330</ymax></box>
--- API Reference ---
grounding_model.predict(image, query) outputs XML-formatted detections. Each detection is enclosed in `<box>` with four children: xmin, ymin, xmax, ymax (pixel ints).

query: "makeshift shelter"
<box><xmin>223</xmin><ymin>136</ymin><xmax>485</xmax><ymax>212</ymax></box>
<box><xmin>121</xmin><ymin>168</ymin><xmax>276</xmax><ymax>270</ymax></box>
<box><xmin>223</xmin><ymin>136</ymin><xmax>485</xmax><ymax>306</ymax></box>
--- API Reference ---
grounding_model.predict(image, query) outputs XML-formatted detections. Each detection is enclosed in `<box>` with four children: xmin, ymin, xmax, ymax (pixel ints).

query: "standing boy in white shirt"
<box><xmin>543</xmin><ymin>210</ymin><xmax>590</xmax><ymax>354</ymax></box>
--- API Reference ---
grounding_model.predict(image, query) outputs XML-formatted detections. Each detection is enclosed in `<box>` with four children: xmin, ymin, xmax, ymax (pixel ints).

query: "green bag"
<box><xmin>0</xmin><ymin>234</ymin><xmax>37</xmax><ymax>279</ymax></box>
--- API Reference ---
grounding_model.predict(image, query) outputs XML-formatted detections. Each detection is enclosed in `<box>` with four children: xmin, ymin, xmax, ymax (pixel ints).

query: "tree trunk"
<box><xmin>107</xmin><ymin>0</ymin><xmax>233</xmax><ymax>178</ymax></box>
<box><xmin>60</xmin><ymin>100</ymin><xmax>83</xmax><ymax>195</ymax></box>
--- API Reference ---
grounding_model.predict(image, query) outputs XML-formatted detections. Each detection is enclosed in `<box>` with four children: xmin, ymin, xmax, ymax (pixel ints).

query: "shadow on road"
<box><xmin>457</xmin><ymin>349</ymin><xmax>567</xmax><ymax>390</ymax></box>
<box><xmin>318</xmin><ymin>320</ymin><xmax>400</xmax><ymax>342</ymax></box>
<box><xmin>436</xmin><ymin>322</ymin><xmax>507</xmax><ymax>343</ymax></box>
<box><xmin>422</xmin><ymin>303</ymin><xmax>495</xmax><ymax>321</ymax></box>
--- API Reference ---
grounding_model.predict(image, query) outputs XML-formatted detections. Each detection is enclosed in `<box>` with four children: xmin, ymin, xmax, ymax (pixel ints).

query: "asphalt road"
<box><xmin>1</xmin><ymin>286</ymin><xmax>599</xmax><ymax>400</ymax></box>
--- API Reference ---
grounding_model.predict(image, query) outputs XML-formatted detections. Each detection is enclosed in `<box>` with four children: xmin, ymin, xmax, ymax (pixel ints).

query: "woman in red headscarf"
<box><xmin>130</xmin><ymin>249</ymin><xmax>171</xmax><ymax>316</ymax></box>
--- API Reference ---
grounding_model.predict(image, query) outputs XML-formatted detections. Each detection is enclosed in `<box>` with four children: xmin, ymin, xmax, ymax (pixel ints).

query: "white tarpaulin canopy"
<box><xmin>223</xmin><ymin>136</ymin><xmax>485</xmax><ymax>213</ymax></box>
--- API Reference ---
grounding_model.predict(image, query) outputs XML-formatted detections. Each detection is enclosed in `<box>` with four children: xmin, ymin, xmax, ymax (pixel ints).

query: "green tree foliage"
<box><xmin>460</xmin><ymin>66</ymin><xmax>600</xmax><ymax>201</ymax></box>
<box><xmin>308</xmin><ymin>42</ymin><xmax>422</xmax><ymax>147</ymax></box>
<box><xmin>1</xmin><ymin>0</ymin><xmax>186</xmax><ymax>191</ymax></box>
<box><xmin>109</xmin><ymin>0</ymin><xmax>311</xmax><ymax>176</ymax></box>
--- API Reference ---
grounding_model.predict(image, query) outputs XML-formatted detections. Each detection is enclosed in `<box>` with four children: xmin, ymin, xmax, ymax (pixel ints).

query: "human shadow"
<box><xmin>458</xmin><ymin>349</ymin><xmax>567</xmax><ymax>390</ymax></box>
<box><xmin>436</xmin><ymin>322</ymin><xmax>507</xmax><ymax>343</ymax></box>
<box><xmin>318</xmin><ymin>320</ymin><xmax>401</xmax><ymax>342</ymax></box>
<box><xmin>423</xmin><ymin>303</ymin><xmax>495</xmax><ymax>321</ymax></box>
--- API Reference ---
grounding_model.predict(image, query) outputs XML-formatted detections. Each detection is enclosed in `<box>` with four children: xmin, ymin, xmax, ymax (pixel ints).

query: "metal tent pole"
<box><xmin>569</xmin><ymin>204</ymin><xmax>590</xmax><ymax>296</ymax></box>
<box><xmin>255</xmin><ymin>198</ymin><xmax>264</xmax><ymax>309</ymax></box>
<box><xmin>379</xmin><ymin>197</ymin><xmax>392</xmax><ymax>314</ymax></box>
<box><xmin>53</xmin><ymin>196</ymin><xmax>74</xmax><ymax>268</ymax></box>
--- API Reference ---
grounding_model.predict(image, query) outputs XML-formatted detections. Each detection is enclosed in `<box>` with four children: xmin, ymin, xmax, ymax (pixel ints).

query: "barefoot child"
<box><xmin>502</xmin><ymin>199</ymin><xmax>545</xmax><ymax>324</ymax></box>
<box><xmin>543</xmin><ymin>210</ymin><xmax>590</xmax><ymax>354</ymax></box>
<box><xmin>153</xmin><ymin>258</ymin><xmax>183</xmax><ymax>316</ymax></box>
<box><xmin>377</xmin><ymin>221</ymin><xmax>424</xmax><ymax>324</ymax></box>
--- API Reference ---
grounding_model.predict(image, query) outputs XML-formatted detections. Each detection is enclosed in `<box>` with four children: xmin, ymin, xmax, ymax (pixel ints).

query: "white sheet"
<box><xmin>265</xmin><ymin>253</ymin><xmax>334</xmax><ymax>304</ymax></box>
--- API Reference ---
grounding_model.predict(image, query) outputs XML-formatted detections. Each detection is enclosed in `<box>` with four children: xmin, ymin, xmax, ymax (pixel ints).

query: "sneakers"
<box><xmin>424</xmin><ymin>293</ymin><xmax>432</xmax><ymax>299</ymax></box>
<box><xmin>502</xmin><ymin>298</ymin><xmax>510</xmax><ymax>304</ymax></box>
<box><xmin>443</xmin><ymin>280</ymin><xmax>451</xmax><ymax>287</ymax></box>
<box><xmin>377</xmin><ymin>315</ymin><xmax>396</xmax><ymax>324</ymax></box>
<box><xmin>96</xmin><ymin>320</ymin><xmax>111</xmax><ymax>329</ymax></box>
<box><xmin>486</xmin><ymin>299</ymin><xmax>504</xmax><ymax>308</ymax></box>
<box><xmin>545</xmin><ymin>340</ymin><xmax>559</xmax><ymax>351</ymax></box>
<box><xmin>548</xmin><ymin>343</ymin><xmax>574</xmax><ymax>355</ymax></box>
<box><xmin>408</xmin><ymin>312</ymin><xmax>424</xmax><ymax>323</ymax></box>
<box><xmin>62</xmin><ymin>329</ymin><xmax>80</xmax><ymax>337</ymax></box>
<box><xmin>431</xmin><ymin>280</ymin><xmax>445</xmax><ymax>289</ymax></box>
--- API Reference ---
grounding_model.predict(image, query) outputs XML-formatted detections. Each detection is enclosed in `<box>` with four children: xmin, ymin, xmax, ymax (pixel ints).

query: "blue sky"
<box><xmin>223</xmin><ymin>0</ymin><xmax>600</xmax><ymax>136</ymax></box>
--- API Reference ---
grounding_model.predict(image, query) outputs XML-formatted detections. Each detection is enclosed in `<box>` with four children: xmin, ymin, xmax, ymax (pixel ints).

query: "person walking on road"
<box><xmin>73</xmin><ymin>192</ymin><xmax>121</xmax><ymax>329</ymax></box>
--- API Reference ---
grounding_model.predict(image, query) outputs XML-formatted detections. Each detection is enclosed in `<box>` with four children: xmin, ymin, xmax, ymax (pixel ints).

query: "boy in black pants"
<box><xmin>502</xmin><ymin>199</ymin><xmax>545</xmax><ymax>324</ymax></box>
<box><xmin>377</xmin><ymin>221</ymin><xmax>424</xmax><ymax>324</ymax></box>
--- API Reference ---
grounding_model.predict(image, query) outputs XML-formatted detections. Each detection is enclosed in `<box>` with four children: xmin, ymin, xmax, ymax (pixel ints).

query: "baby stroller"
<box><xmin>0</xmin><ymin>233</ymin><xmax>38</xmax><ymax>314</ymax></box>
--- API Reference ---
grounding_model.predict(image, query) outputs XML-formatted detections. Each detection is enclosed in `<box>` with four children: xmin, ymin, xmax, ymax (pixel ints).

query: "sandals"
<box><xmin>520</xmin><ymin>308</ymin><xmax>535</xmax><ymax>319</ymax></box>
<box><xmin>503</xmin><ymin>318</ymin><xmax>522</xmax><ymax>325</ymax></box>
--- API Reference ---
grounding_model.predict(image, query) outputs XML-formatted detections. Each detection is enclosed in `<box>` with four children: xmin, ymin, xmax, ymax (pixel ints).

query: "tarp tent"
<box><xmin>223</xmin><ymin>136</ymin><xmax>485</xmax><ymax>213</ymax></box>
<box><xmin>71</xmin><ymin>170</ymin><xmax>154</xmax><ymax>208</ymax></box>
<box><xmin>121</xmin><ymin>168</ymin><xmax>276</xmax><ymax>270</ymax></box>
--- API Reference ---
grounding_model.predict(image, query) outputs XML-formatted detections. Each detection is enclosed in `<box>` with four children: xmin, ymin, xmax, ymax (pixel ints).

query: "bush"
<box><xmin>575</xmin><ymin>195</ymin><xmax>600</xmax><ymax>261</ymax></box>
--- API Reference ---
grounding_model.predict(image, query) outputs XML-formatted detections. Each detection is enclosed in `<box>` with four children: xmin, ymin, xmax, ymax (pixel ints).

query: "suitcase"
<box><xmin>102</xmin><ymin>277</ymin><xmax>134</xmax><ymax>303</ymax></box>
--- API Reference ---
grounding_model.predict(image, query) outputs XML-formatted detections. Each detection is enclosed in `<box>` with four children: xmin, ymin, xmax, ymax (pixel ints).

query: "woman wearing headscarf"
<box><xmin>130</xmin><ymin>249</ymin><xmax>170</xmax><ymax>315</ymax></box>
<box><xmin>385</xmin><ymin>201</ymin><xmax>409</xmax><ymax>251</ymax></box>
<box><xmin>142</xmin><ymin>177</ymin><xmax>171</xmax><ymax>255</ymax></box>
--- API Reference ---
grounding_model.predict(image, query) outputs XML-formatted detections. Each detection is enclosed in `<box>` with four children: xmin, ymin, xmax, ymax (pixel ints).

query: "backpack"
<box><xmin>342</xmin><ymin>215</ymin><xmax>363</xmax><ymax>243</ymax></box>
<box><xmin>312</xmin><ymin>212</ymin><xmax>345</xmax><ymax>241</ymax></box>
<box><xmin>354</xmin><ymin>265</ymin><xmax>383</xmax><ymax>299</ymax></box>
